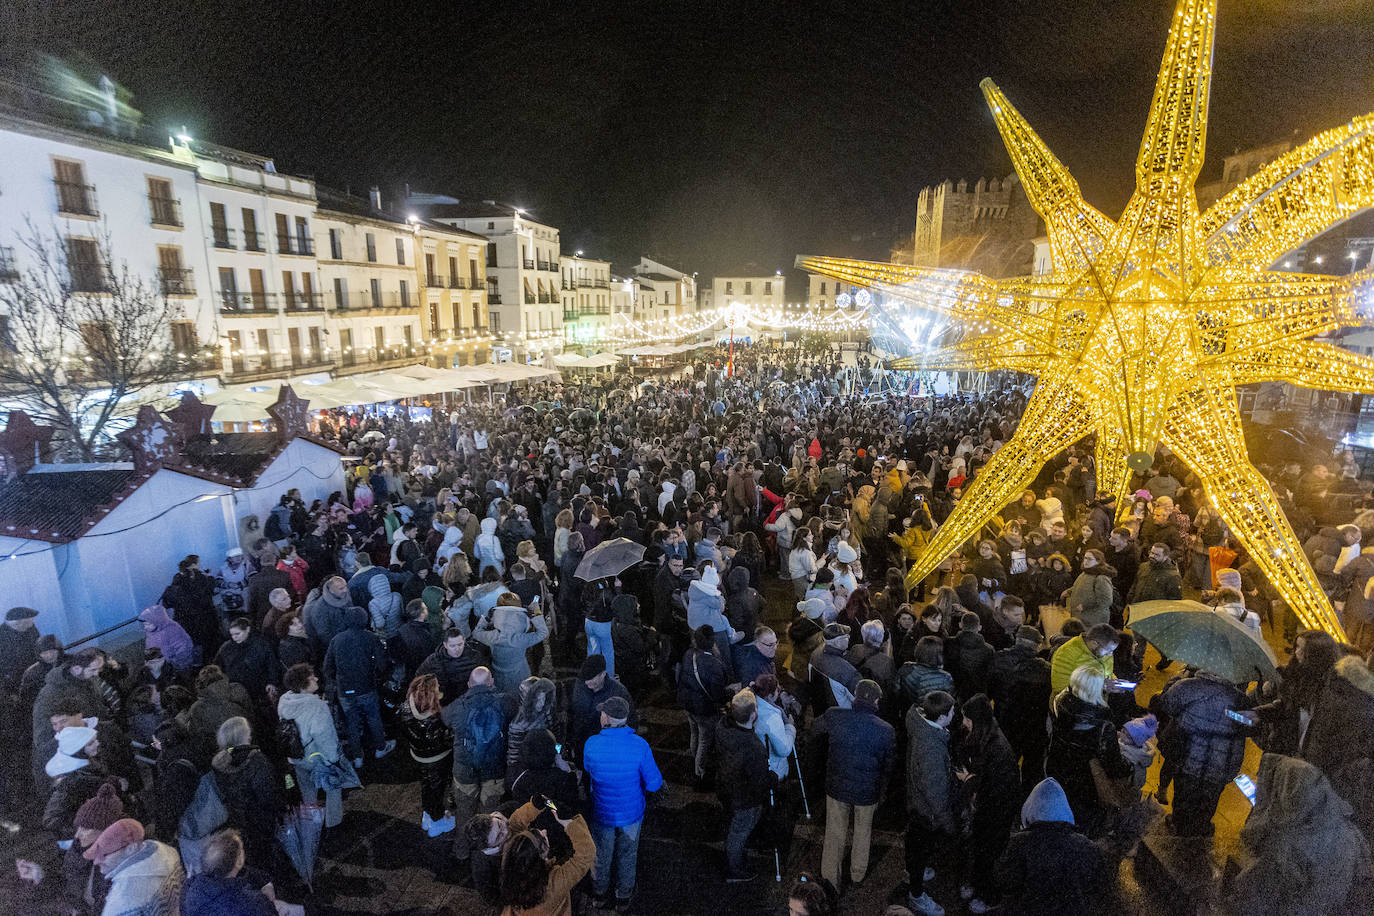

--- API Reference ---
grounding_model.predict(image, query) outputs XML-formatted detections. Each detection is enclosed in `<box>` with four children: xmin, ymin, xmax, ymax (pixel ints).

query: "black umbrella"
<box><xmin>574</xmin><ymin>537</ymin><xmax>646</xmax><ymax>581</ymax></box>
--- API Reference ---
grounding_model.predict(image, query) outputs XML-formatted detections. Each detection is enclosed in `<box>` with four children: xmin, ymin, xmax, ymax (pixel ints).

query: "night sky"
<box><xmin>14</xmin><ymin>0</ymin><xmax>1374</xmax><ymax>289</ymax></box>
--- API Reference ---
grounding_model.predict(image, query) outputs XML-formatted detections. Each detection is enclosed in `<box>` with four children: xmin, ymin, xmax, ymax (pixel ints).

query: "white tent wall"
<box><xmin>63</xmin><ymin>470</ymin><xmax>236</xmax><ymax>645</ymax></box>
<box><xmin>232</xmin><ymin>439</ymin><xmax>346</xmax><ymax>526</ymax></box>
<box><xmin>0</xmin><ymin>536</ymin><xmax>66</xmax><ymax>641</ymax></box>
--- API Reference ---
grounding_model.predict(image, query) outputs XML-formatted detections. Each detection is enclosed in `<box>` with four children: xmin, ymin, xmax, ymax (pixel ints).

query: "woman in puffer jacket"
<box><xmin>398</xmin><ymin>673</ymin><xmax>454</xmax><ymax>837</ymax></box>
<box><xmin>475</xmin><ymin>517</ymin><xmax>504</xmax><ymax>576</ymax></box>
<box><xmin>1045</xmin><ymin>664</ymin><xmax>1131</xmax><ymax>835</ymax></box>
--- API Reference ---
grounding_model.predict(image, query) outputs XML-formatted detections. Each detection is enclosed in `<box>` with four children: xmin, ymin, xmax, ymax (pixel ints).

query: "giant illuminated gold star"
<box><xmin>800</xmin><ymin>0</ymin><xmax>1374</xmax><ymax>638</ymax></box>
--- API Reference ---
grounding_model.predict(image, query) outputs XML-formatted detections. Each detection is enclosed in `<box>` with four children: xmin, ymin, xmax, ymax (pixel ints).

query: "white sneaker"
<box><xmin>376</xmin><ymin>739</ymin><xmax>397</xmax><ymax>759</ymax></box>
<box><xmin>422</xmin><ymin>811</ymin><xmax>435</xmax><ymax>835</ymax></box>
<box><xmin>960</xmin><ymin>885</ymin><xmax>975</xmax><ymax>901</ymax></box>
<box><xmin>906</xmin><ymin>892</ymin><xmax>944</xmax><ymax>916</ymax></box>
<box><xmin>351</xmin><ymin>757</ymin><xmax>364</xmax><ymax>769</ymax></box>
<box><xmin>923</xmin><ymin>866</ymin><xmax>936</xmax><ymax>882</ymax></box>
<box><xmin>969</xmin><ymin>899</ymin><xmax>991</xmax><ymax>915</ymax></box>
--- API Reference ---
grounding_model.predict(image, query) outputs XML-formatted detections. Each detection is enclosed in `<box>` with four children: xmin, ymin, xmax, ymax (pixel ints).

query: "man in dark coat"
<box><xmin>987</xmin><ymin>626</ymin><xmax>1052</xmax><ymax>788</ymax></box>
<box><xmin>996</xmin><ymin>777</ymin><xmax>1115</xmax><ymax>914</ymax></box>
<box><xmin>245</xmin><ymin>552</ymin><xmax>293</xmax><ymax>627</ymax></box>
<box><xmin>1151</xmin><ymin>670</ymin><xmax>1255</xmax><ymax>837</ymax></box>
<box><xmin>570</xmin><ymin>654</ymin><xmax>636</xmax><ymax>760</ymax></box>
<box><xmin>810</xmin><ymin>679</ymin><xmax>895</xmax><ymax>888</ymax></box>
<box><xmin>1129</xmin><ymin>543</ymin><xmax>1184</xmax><ymax>670</ymax></box>
<box><xmin>161</xmin><ymin>556</ymin><xmax>221</xmax><ymax>660</ymax></box>
<box><xmin>810</xmin><ymin>623</ymin><xmax>861</xmax><ymax>715</ymax></box>
<box><xmin>715</xmin><ymin>689</ymin><xmax>770</xmax><ymax>882</ymax></box>
<box><xmin>302</xmin><ymin>577</ymin><xmax>359</xmax><ymax>663</ymax></box>
<box><xmin>390</xmin><ymin>600</ymin><xmax>439</xmax><ymax>685</ymax></box>
<box><xmin>416</xmin><ymin>629</ymin><xmax>487</xmax><ymax>707</ymax></box>
<box><xmin>323</xmin><ymin>607</ymin><xmax>396</xmax><ymax>767</ymax></box>
<box><xmin>443</xmin><ymin>666</ymin><xmax>517</xmax><ymax>863</ymax></box>
<box><xmin>961</xmin><ymin>694</ymin><xmax>1022</xmax><ymax>910</ymax></box>
<box><xmin>945</xmin><ymin>612</ymin><xmax>995</xmax><ymax>701</ymax></box>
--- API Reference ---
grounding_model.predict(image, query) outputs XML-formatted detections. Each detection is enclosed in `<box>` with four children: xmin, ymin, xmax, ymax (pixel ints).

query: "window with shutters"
<box><xmin>66</xmin><ymin>237</ymin><xmax>103</xmax><ymax>292</ymax></box>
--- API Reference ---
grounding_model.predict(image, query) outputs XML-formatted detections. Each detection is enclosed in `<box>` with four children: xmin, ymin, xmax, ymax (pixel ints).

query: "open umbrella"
<box><xmin>277</xmin><ymin>803</ymin><xmax>325</xmax><ymax>889</ymax></box>
<box><xmin>575</xmin><ymin>537</ymin><xmax>646</xmax><ymax>581</ymax></box>
<box><xmin>1127</xmin><ymin>599</ymin><xmax>1278</xmax><ymax>684</ymax></box>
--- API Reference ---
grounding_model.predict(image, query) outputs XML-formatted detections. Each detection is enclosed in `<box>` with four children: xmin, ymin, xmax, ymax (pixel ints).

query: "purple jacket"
<box><xmin>139</xmin><ymin>604</ymin><xmax>195</xmax><ymax>670</ymax></box>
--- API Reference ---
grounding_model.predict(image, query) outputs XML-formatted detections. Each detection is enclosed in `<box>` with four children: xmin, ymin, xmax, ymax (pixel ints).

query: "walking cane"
<box><xmin>769</xmin><ymin>788</ymin><xmax>782</xmax><ymax>882</ymax></box>
<box><xmin>792</xmin><ymin>748</ymin><xmax>811</xmax><ymax>819</ymax></box>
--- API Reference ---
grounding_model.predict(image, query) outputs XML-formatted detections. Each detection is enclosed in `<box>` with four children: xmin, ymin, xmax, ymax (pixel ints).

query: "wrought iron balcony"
<box><xmin>157</xmin><ymin>267</ymin><xmax>196</xmax><ymax>296</ymax></box>
<box><xmin>243</xmin><ymin>230</ymin><xmax>266</xmax><ymax>252</ymax></box>
<box><xmin>211</xmin><ymin>226</ymin><xmax>237</xmax><ymax>249</ymax></box>
<box><xmin>148</xmin><ymin>195</ymin><xmax>182</xmax><ymax>227</ymax></box>
<box><xmin>54</xmin><ymin>179</ymin><xmax>98</xmax><ymax>217</ymax></box>
<box><xmin>217</xmin><ymin>290</ymin><xmax>273</xmax><ymax>313</ymax></box>
<box><xmin>281</xmin><ymin>291</ymin><xmax>324</xmax><ymax>312</ymax></box>
<box><xmin>522</xmin><ymin>258</ymin><xmax>535</xmax><ymax>270</ymax></box>
<box><xmin>277</xmin><ymin>234</ymin><xmax>315</xmax><ymax>256</ymax></box>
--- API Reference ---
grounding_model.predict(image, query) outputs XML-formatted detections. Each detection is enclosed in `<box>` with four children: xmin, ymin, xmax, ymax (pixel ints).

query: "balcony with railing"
<box><xmin>334</xmin><ymin>291</ymin><xmax>414</xmax><ymax>313</ymax></box>
<box><xmin>0</xmin><ymin>246</ymin><xmax>17</xmax><ymax>282</ymax></box>
<box><xmin>539</xmin><ymin>292</ymin><xmax>556</xmax><ymax>304</ymax></box>
<box><xmin>522</xmin><ymin>258</ymin><xmax>535</xmax><ymax>270</ymax></box>
<box><xmin>425</xmin><ymin>273</ymin><xmax>446</xmax><ymax>288</ymax></box>
<box><xmin>563</xmin><ymin>309</ymin><xmax>580</xmax><ymax>322</ymax></box>
<box><xmin>157</xmin><ymin>267</ymin><xmax>196</xmax><ymax>297</ymax></box>
<box><xmin>54</xmin><ymin>179</ymin><xmax>98</xmax><ymax>217</ymax></box>
<box><xmin>242</xmin><ymin>230</ymin><xmax>266</xmax><ymax>252</ymax></box>
<box><xmin>281</xmin><ymin>291</ymin><xmax>324</xmax><ymax>313</ymax></box>
<box><xmin>536</xmin><ymin>259</ymin><xmax>553</xmax><ymax>271</ymax></box>
<box><xmin>487</xmin><ymin>291</ymin><xmax>502</xmax><ymax>304</ymax></box>
<box><xmin>209</xmin><ymin>226</ymin><xmax>236</xmax><ymax>249</ymax></box>
<box><xmin>524</xmin><ymin>292</ymin><xmax>536</xmax><ymax>305</ymax></box>
<box><xmin>588</xmin><ymin>278</ymin><xmax>610</xmax><ymax>289</ymax></box>
<box><xmin>562</xmin><ymin>279</ymin><xmax>577</xmax><ymax>290</ymax></box>
<box><xmin>217</xmin><ymin>290</ymin><xmax>273</xmax><ymax>314</ymax></box>
<box><xmin>148</xmin><ymin>195</ymin><xmax>182</xmax><ymax>228</ymax></box>
<box><xmin>449</xmin><ymin>276</ymin><xmax>470</xmax><ymax>289</ymax></box>
<box><xmin>277</xmin><ymin>234</ymin><xmax>315</xmax><ymax>256</ymax></box>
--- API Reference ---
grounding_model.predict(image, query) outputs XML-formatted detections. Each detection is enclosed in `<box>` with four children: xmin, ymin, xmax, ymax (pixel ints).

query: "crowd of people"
<box><xmin>1</xmin><ymin>339</ymin><xmax>1372</xmax><ymax>916</ymax></box>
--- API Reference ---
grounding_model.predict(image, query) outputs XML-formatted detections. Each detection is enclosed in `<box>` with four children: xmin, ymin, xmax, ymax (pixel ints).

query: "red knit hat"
<box><xmin>74</xmin><ymin>783</ymin><xmax>124</xmax><ymax>832</ymax></box>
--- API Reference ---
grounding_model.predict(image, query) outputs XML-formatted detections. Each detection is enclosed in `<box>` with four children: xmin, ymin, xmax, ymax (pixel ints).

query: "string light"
<box><xmin>803</xmin><ymin>0</ymin><xmax>1374</xmax><ymax>639</ymax></box>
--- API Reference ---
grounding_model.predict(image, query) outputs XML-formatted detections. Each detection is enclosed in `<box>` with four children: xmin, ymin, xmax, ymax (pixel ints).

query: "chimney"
<box><xmin>369</xmin><ymin>186</ymin><xmax>382</xmax><ymax>210</ymax></box>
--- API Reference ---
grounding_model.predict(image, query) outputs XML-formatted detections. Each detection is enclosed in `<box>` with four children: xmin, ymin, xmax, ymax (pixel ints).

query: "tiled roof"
<box><xmin>637</xmin><ymin>272</ymin><xmax>679</xmax><ymax>283</ymax></box>
<box><xmin>177</xmin><ymin>432</ymin><xmax>345</xmax><ymax>486</ymax></box>
<box><xmin>0</xmin><ymin>468</ymin><xmax>141</xmax><ymax>542</ymax></box>
<box><xmin>180</xmin><ymin>432</ymin><xmax>284</xmax><ymax>482</ymax></box>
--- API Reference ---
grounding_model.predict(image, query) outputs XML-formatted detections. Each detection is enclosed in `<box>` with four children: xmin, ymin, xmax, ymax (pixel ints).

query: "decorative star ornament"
<box><xmin>166</xmin><ymin>391</ymin><xmax>217</xmax><ymax>440</ymax></box>
<box><xmin>801</xmin><ymin>0</ymin><xmax>1374</xmax><ymax>638</ymax></box>
<box><xmin>267</xmin><ymin>385</ymin><xmax>312</xmax><ymax>439</ymax></box>
<box><xmin>117</xmin><ymin>406</ymin><xmax>183</xmax><ymax>474</ymax></box>
<box><xmin>0</xmin><ymin>410</ymin><xmax>56</xmax><ymax>476</ymax></box>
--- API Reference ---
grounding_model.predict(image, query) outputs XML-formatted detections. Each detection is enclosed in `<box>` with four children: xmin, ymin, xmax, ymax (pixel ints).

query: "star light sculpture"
<box><xmin>800</xmin><ymin>0</ymin><xmax>1374</xmax><ymax>638</ymax></box>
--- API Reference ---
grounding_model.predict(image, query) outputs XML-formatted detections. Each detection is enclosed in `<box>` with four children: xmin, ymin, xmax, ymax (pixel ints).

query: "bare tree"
<box><xmin>0</xmin><ymin>221</ymin><xmax>188</xmax><ymax>460</ymax></box>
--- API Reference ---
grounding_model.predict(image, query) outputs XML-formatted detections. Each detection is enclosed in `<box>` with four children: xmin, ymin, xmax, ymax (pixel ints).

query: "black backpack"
<box><xmin>276</xmin><ymin>716</ymin><xmax>306</xmax><ymax>759</ymax></box>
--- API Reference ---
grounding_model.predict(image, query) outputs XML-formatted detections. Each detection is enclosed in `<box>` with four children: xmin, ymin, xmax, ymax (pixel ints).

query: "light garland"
<box><xmin>802</xmin><ymin>0</ymin><xmax>1374</xmax><ymax>639</ymax></box>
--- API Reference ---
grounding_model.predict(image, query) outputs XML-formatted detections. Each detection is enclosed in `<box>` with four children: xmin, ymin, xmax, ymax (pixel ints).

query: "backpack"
<box><xmin>462</xmin><ymin>699</ymin><xmax>505</xmax><ymax>777</ymax></box>
<box><xmin>178</xmin><ymin>771</ymin><xmax>229</xmax><ymax>875</ymax></box>
<box><xmin>276</xmin><ymin>716</ymin><xmax>306</xmax><ymax>760</ymax></box>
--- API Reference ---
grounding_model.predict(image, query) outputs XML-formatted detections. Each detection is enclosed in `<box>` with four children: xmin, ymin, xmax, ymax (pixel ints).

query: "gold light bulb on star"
<box><xmin>801</xmin><ymin>0</ymin><xmax>1374</xmax><ymax>638</ymax></box>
